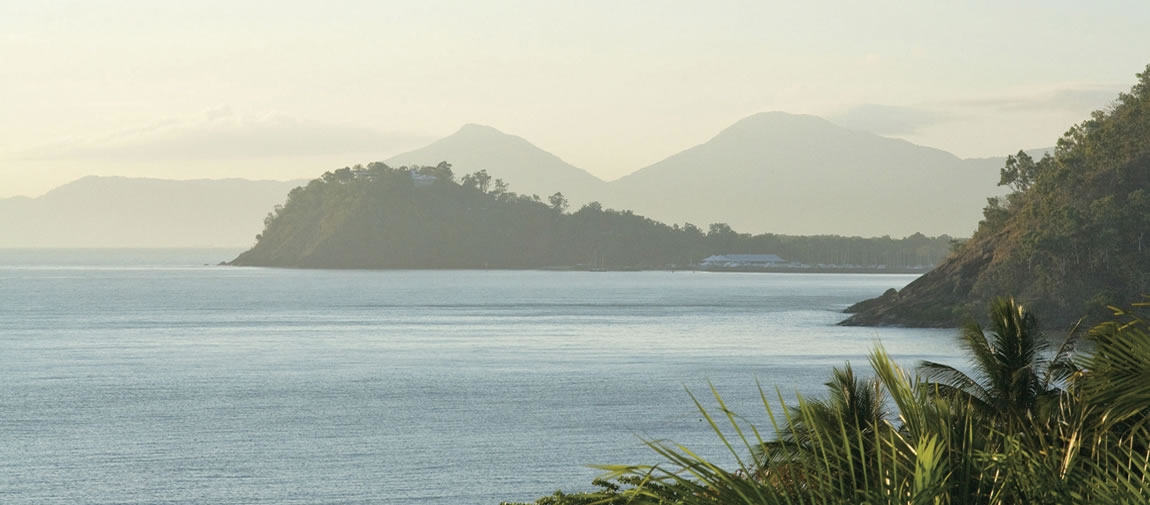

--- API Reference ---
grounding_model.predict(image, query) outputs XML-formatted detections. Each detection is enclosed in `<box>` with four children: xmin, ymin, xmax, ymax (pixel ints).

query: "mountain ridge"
<box><xmin>606</xmin><ymin>111</ymin><xmax>1002</xmax><ymax>236</ymax></box>
<box><xmin>2</xmin><ymin>112</ymin><xmax>1034</xmax><ymax>247</ymax></box>
<box><xmin>385</xmin><ymin>123</ymin><xmax>608</xmax><ymax>204</ymax></box>
<box><xmin>0</xmin><ymin>176</ymin><xmax>304</xmax><ymax>248</ymax></box>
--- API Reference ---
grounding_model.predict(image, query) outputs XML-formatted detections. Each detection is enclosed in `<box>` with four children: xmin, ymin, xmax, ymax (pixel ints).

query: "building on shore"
<box><xmin>700</xmin><ymin>254</ymin><xmax>788</xmax><ymax>269</ymax></box>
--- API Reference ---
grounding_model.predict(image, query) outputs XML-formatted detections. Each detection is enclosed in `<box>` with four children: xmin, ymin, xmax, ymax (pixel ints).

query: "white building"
<box><xmin>700</xmin><ymin>254</ymin><xmax>788</xmax><ymax>268</ymax></box>
<box><xmin>410</xmin><ymin>172</ymin><xmax>438</xmax><ymax>187</ymax></box>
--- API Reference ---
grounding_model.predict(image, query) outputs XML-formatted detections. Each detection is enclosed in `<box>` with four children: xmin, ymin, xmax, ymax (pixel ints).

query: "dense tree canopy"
<box><xmin>967</xmin><ymin>65</ymin><xmax>1150</xmax><ymax>324</ymax></box>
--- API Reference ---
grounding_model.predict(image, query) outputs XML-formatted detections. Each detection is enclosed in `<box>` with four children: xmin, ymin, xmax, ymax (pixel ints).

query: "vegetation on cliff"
<box><xmin>843</xmin><ymin>64</ymin><xmax>1150</xmax><ymax>328</ymax></box>
<box><xmin>231</xmin><ymin>162</ymin><xmax>955</xmax><ymax>269</ymax></box>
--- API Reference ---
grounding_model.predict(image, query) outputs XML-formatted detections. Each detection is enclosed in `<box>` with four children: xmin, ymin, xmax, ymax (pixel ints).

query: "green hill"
<box><xmin>842</xmin><ymin>64</ymin><xmax>1150</xmax><ymax>329</ymax></box>
<box><xmin>230</xmin><ymin>163</ymin><xmax>955</xmax><ymax>270</ymax></box>
<box><xmin>231</xmin><ymin>163</ymin><xmax>700</xmax><ymax>269</ymax></box>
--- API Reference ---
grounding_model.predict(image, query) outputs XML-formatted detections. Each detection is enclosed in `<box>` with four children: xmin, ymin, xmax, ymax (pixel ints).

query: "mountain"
<box><xmin>385</xmin><ymin>124</ymin><xmax>608</xmax><ymax>204</ymax></box>
<box><xmin>3</xmin><ymin>115</ymin><xmax>1025</xmax><ymax>249</ymax></box>
<box><xmin>0</xmin><ymin>176</ymin><xmax>303</xmax><ymax>247</ymax></box>
<box><xmin>606</xmin><ymin>112</ymin><xmax>1002</xmax><ymax>237</ymax></box>
<box><xmin>841</xmin><ymin>64</ymin><xmax>1150</xmax><ymax>329</ymax></box>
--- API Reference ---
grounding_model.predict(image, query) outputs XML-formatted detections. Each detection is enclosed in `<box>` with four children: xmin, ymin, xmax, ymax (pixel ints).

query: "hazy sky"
<box><xmin>2</xmin><ymin>1</ymin><xmax>1148</xmax><ymax>197</ymax></box>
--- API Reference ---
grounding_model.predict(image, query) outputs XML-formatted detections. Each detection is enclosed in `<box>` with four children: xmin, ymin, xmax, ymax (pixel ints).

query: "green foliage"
<box><xmin>548</xmin><ymin>192</ymin><xmax>569</xmax><ymax>213</ymax></box>
<box><xmin>233</xmin><ymin>163</ymin><xmax>956</xmax><ymax>269</ymax></box>
<box><xmin>523</xmin><ymin>300</ymin><xmax>1150</xmax><ymax>504</ymax></box>
<box><xmin>963</xmin><ymin>64</ymin><xmax>1150</xmax><ymax>326</ymax></box>
<box><xmin>501</xmin><ymin>477</ymin><xmax>690</xmax><ymax>505</ymax></box>
<box><xmin>918</xmin><ymin>298</ymin><xmax>1070</xmax><ymax>427</ymax></box>
<box><xmin>861</xmin><ymin>63</ymin><xmax>1150</xmax><ymax>328</ymax></box>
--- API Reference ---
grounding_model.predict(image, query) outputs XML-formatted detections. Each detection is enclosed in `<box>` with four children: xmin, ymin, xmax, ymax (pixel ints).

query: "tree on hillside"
<box><xmin>461</xmin><ymin>169</ymin><xmax>492</xmax><ymax>193</ymax></box>
<box><xmin>548</xmin><ymin>192</ymin><xmax>568</xmax><ymax>213</ymax></box>
<box><xmin>999</xmin><ymin>151</ymin><xmax>1043</xmax><ymax>194</ymax></box>
<box><xmin>492</xmin><ymin>178</ymin><xmax>509</xmax><ymax>197</ymax></box>
<box><xmin>420</xmin><ymin>161</ymin><xmax>455</xmax><ymax>181</ymax></box>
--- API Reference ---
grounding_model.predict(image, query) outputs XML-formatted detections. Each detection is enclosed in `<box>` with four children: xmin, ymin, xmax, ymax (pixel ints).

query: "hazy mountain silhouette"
<box><xmin>608</xmin><ymin>112</ymin><xmax>1002</xmax><ymax>236</ymax></box>
<box><xmin>0</xmin><ymin>176</ymin><xmax>302</xmax><ymax>247</ymax></box>
<box><xmin>385</xmin><ymin>124</ymin><xmax>608</xmax><ymax>203</ymax></box>
<box><xmin>3</xmin><ymin>114</ymin><xmax>1027</xmax><ymax>247</ymax></box>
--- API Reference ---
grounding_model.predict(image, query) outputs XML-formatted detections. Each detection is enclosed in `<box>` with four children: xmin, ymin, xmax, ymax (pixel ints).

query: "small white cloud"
<box><xmin>202</xmin><ymin>105</ymin><xmax>235</xmax><ymax>122</ymax></box>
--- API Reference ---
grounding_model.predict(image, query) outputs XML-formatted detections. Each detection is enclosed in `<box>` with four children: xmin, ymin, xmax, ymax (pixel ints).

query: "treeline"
<box><xmin>232</xmin><ymin>162</ymin><xmax>956</xmax><ymax>269</ymax></box>
<box><xmin>507</xmin><ymin>299</ymin><xmax>1150</xmax><ymax>504</ymax></box>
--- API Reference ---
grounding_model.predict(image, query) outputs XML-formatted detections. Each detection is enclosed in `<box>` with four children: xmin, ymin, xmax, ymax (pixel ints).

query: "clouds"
<box><xmin>831</xmin><ymin>84</ymin><xmax>1123</xmax><ymax>137</ymax></box>
<box><xmin>12</xmin><ymin>107</ymin><xmax>434</xmax><ymax>162</ymax></box>
<box><xmin>954</xmin><ymin>86</ymin><xmax>1121</xmax><ymax>114</ymax></box>
<box><xmin>830</xmin><ymin>104</ymin><xmax>952</xmax><ymax>135</ymax></box>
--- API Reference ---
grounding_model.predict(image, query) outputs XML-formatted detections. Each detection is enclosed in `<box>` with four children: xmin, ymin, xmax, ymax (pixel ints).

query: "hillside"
<box><xmin>0</xmin><ymin>176</ymin><xmax>302</xmax><ymax>247</ymax></box>
<box><xmin>385</xmin><ymin>124</ymin><xmax>608</xmax><ymax>205</ymax></box>
<box><xmin>842</xmin><ymin>65</ymin><xmax>1150</xmax><ymax>329</ymax></box>
<box><xmin>608</xmin><ymin>112</ymin><xmax>1001</xmax><ymax>237</ymax></box>
<box><xmin>230</xmin><ymin>163</ymin><xmax>955</xmax><ymax>270</ymax></box>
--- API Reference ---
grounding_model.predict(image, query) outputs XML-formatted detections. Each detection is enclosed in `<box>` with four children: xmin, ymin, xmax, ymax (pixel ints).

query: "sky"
<box><xmin>2</xmin><ymin>0</ymin><xmax>1148</xmax><ymax>198</ymax></box>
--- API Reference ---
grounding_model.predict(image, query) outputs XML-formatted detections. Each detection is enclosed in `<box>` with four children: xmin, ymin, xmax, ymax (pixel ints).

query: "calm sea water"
<box><xmin>0</xmin><ymin>249</ymin><xmax>959</xmax><ymax>505</ymax></box>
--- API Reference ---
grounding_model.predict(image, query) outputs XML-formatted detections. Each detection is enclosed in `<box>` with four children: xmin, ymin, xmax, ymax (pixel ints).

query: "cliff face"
<box><xmin>841</xmin><ymin>65</ymin><xmax>1150</xmax><ymax>330</ymax></box>
<box><xmin>840</xmin><ymin>230</ymin><xmax>1011</xmax><ymax>327</ymax></box>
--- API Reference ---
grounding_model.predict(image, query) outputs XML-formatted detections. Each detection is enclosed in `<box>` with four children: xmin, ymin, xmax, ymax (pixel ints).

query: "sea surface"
<box><xmin>0</xmin><ymin>249</ymin><xmax>960</xmax><ymax>505</ymax></box>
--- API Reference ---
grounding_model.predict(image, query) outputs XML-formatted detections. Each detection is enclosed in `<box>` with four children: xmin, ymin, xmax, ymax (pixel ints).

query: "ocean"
<box><xmin>0</xmin><ymin>249</ymin><xmax>958</xmax><ymax>504</ymax></box>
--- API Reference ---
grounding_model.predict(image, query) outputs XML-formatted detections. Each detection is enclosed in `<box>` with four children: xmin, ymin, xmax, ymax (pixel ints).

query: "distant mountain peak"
<box><xmin>386</xmin><ymin>123</ymin><xmax>607</xmax><ymax>200</ymax></box>
<box><xmin>739</xmin><ymin>110</ymin><xmax>827</xmax><ymax>122</ymax></box>
<box><xmin>608</xmin><ymin>109</ymin><xmax>999</xmax><ymax>236</ymax></box>
<box><xmin>455</xmin><ymin>123</ymin><xmax>507</xmax><ymax>136</ymax></box>
<box><xmin>718</xmin><ymin>111</ymin><xmax>840</xmax><ymax>136</ymax></box>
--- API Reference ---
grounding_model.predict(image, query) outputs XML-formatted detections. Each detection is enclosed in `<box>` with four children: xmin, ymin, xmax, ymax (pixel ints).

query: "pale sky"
<box><xmin>2</xmin><ymin>0</ymin><xmax>1148</xmax><ymax>198</ymax></box>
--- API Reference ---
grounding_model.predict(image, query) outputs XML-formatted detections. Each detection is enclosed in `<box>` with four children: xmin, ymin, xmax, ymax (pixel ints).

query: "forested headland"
<box><xmin>231</xmin><ymin>163</ymin><xmax>955</xmax><ymax>270</ymax></box>
<box><xmin>843</xmin><ymin>64</ymin><xmax>1150</xmax><ymax>328</ymax></box>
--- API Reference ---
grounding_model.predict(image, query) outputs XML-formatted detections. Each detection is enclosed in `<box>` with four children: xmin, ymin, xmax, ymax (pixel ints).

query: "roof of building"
<box><xmin>702</xmin><ymin>254</ymin><xmax>786</xmax><ymax>263</ymax></box>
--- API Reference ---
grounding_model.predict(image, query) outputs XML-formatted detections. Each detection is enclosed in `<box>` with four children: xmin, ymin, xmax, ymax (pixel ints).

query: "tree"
<box><xmin>581</xmin><ymin>201</ymin><xmax>603</xmax><ymax>212</ymax></box>
<box><xmin>433</xmin><ymin>161</ymin><xmax>454</xmax><ymax>181</ymax></box>
<box><xmin>461</xmin><ymin>169</ymin><xmax>492</xmax><ymax>193</ymax></box>
<box><xmin>548</xmin><ymin>192</ymin><xmax>568</xmax><ymax>213</ymax></box>
<box><xmin>707</xmin><ymin>222</ymin><xmax>734</xmax><ymax>237</ymax></box>
<box><xmin>761</xmin><ymin>363</ymin><xmax>892</xmax><ymax>495</ymax></box>
<box><xmin>492</xmin><ymin>178</ymin><xmax>509</xmax><ymax>197</ymax></box>
<box><xmin>681</xmin><ymin>223</ymin><xmax>703</xmax><ymax>238</ymax></box>
<box><xmin>999</xmin><ymin>151</ymin><xmax>1041</xmax><ymax>194</ymax></box>
<box><xmin>918</xmin><ymin>297</ymin><xmax>1074</xmax><ymax>427</ymax></box>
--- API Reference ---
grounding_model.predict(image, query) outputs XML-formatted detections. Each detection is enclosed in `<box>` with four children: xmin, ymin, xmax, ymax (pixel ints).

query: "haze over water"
<box><xmin>0</xmin><ymin>250</ymin><xmax>959</xmax><ymax>504</ymax></box>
